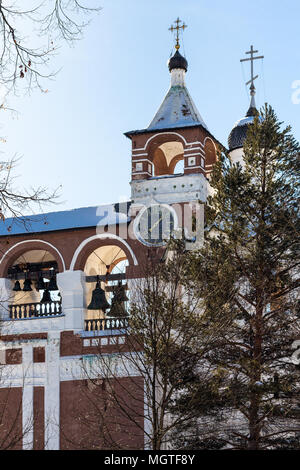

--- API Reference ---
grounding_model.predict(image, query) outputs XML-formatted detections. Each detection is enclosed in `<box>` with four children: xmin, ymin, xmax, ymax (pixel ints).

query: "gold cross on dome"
<box><xmin>169</xmin><ymin>17</ymin><xmax>187</xmax><ymax>50</ymax></box>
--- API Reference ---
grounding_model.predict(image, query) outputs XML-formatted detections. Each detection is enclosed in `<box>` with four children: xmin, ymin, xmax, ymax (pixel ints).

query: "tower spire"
<box><xmin>169</xmin><ymin>17</ymin><xmax>187</xmax><ymax>51</ymax></box>
<box><xmin>240</xmin><ymin>45</ymin><xmax>264</xmax><ymax>116</ymax></box>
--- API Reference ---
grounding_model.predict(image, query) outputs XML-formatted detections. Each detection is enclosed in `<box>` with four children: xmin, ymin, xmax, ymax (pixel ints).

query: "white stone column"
<box><xmin>22</xmin><ymin>344</ymin><xmax>34</xmax><ymax>450</ymax></box>
<box><xmin>0</xmin><ymin>277</ymin><xmax>12</xmax><ymax>320</ymax></box>
<box><xmin>45</xmin><ymin>331</ymin><xmax>60</xmax><ymax>450</ymax></box>
<box><xmin>57</xmin><ymin>270</ymin><xmax>86</xmax><ymax>332</ymax></box>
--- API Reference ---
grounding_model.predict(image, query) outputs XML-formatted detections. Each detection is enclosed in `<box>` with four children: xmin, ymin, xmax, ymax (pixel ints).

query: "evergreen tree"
<box><xmin>173</xmin><ymin>105</ymin><xmax>300</xmax><ymax>450</ymax></box>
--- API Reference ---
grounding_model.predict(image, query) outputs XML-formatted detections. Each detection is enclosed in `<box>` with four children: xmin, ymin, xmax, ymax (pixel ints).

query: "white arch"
<box><xmin>203</xmin><ymin>136</ymin><xmax>217</xmax><ymax>153</ymax></box>
<box><xmin>70</xmin><ymin>233</ymin><xmax>138</xmax><ymax>271</ymax></box>
<box><xmin>0</xmin><ymin>239</ymin><xmax>66</xmax><ymax>271</ymax></box>
<box><xmin>133</xmin><ymin>134</ymin><xmax>206</xmax><ymax>153</ymax></box>
<box><xmin>142</xmin><ymin>132</ymin><xmax>188</xmax><ymax>151</ymax></box>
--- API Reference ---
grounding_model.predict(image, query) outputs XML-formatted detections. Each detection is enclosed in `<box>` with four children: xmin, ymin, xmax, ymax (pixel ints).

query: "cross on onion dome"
<box><xmin>240</xmin><ymin>45</ymin><xmax>264</xmax><ymax>111</ymax></box>
<box><xmin>169</xmin><ymin>17</ymin><xmax>187</xmax><ymax>51</ymax></box>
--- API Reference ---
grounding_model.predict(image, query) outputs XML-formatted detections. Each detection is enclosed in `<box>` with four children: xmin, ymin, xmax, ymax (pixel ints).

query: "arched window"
<box><xmin>8</xmin><ymin>249</ymin><xmax>61</xmax><ymax>317</ymax></box>
<box><xmin>152</xmin><ymin>141</ymin><xmax>184</xmax><ymax>176</ymax></box>
<box><xmin>204</xmin><ymin>138</ymin><xmax>217</xmax><ymax>178</ymax></box>
<box><xmin>84</xmin><ymin>245</ymin><xmax>129</xmax><ymax>320</ymax></box>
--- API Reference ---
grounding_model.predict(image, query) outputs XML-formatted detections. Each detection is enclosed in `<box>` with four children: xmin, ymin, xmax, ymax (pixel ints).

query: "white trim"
<box><xmin>45</xmin><ymin>331</ymin><xmax>60</xmax><ymax>450</ymax></box>
<box><xmin>131</xmin><ymin>152</ymin><xmax>148</xmax><ymax>157</ymax></box>
<box><xmin>70</xmin><ymin>234</ymin><xmax>138</xmax><ymax>270</ymax></box>
<box><xmin>132</xmin><ymin>159</ymin><xmax>152</xmax><ymax>163</ymax></box>
<box><xmin>134</xmin><ymin>138</ymin><xmax>206</xmax><ymax>152</ymax></box>
<box><xmin>184</xmin><ymin>147</ymin><xmax>205</xmax><ymax>154</ymax></box>
<box><xmin>184</xmin><ymin>166</ymin><xmax>204</xmax><ymax>170</ymax></box>
<box><xmin>185</xmin><ymin>148</ymin><xmax>205</xmax><ymax>155</ymax></box>
<box><xmin>184</xmin><ymin>146</ymin><xmax>202</xmax><ymax>151</ymax></box>
<box><xmin>0</xmin><ymin>239</ymin><xmax>66</xmax><ymax>271</ymax></box>
<box><xmin>0</xmin><ymin>339</ymin><xmax>47</xmax><ymax>349</ymax></box>
<box><xmin>203</xmin><ymin>136</ymin><xmax>217</xmax><ymax>151</ymax></box>
<box><xmin>184</xmin><ymin>152</ymin><xmax>202</xmax><ymax>158</ymax></box>
<box><xmin>186</xmin><ymin>140</ymin><xmax>204</xmax><ymax>148</ymax></box>
<box><xmin>135</xmin><ymin>132</ymin><xmax>188</xmax><ymax>151</ymax></box>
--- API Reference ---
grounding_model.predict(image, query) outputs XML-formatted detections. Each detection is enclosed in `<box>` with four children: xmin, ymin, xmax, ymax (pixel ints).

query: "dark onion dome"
<box><xmin>168</xmin><ymin>50</ymin><xmax>188</xmax><ymax>72</ymax></box>
<box><xmin>246</xmin><ymin>105</ymin><xmax>258</xmax><ymax>118</ymax></box>
<box><xmin>228</xmin><ymin>105</ymin><xmax>259</xmax><ymax>151</ymax></box>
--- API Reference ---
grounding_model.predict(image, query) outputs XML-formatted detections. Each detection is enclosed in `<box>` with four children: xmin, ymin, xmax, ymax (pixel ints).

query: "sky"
<box><xmin>1</xmin><ymin>0</ymin><xmax>300</xmax><ymax>213</ymax></box>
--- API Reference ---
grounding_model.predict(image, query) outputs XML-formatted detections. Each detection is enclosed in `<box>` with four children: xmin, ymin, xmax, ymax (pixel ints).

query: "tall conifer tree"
<box><xmin>173</xmin><ymin>105</ymin><xmax>300</xmax><ymax>450</ymax></box>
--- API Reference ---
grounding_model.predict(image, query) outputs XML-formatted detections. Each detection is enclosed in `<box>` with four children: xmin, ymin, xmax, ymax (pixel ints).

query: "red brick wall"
<box><xmin>60</xmin><ymin>376</ymin><xmax>144</xmax><ymax>450</ymax></box>
<box><xmin>33</xmin><ymin>347</ymin><xmax>45</xmax><ymax>363</ymax></box>
<box><xmin>0</xmin><ymin>387</ymin><xmax>23</xmax><ymax>450</ymax></box>
<box><xmin>33</xmin><ymin>386</ymin><xmax>44</xmax><ymax>450</ymax></box>
<box><xmin>5</xmin><ymin>348</ymin><xmax>22</xmax><ymax>364</ymax></box>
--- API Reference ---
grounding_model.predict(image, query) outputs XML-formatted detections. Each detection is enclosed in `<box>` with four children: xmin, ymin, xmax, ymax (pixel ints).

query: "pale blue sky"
<box><xmin>2</xmin><ymin>0</ymin><xmax>300</xmax><ymax>213</ymax></box>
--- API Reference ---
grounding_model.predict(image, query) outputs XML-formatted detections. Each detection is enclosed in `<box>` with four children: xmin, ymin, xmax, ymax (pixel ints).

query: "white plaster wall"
<box><xmin>57</xmin><ymin>270</ymin><xmax>86</xmax><ymax>332</ymax></box>
<box><xmin>229</xmin><ymin>148</ymin><xmax>245</xmax><ymax>167</ymax></box>
<box><xmin>131</xmin><ymin>172</ymin><xmax>207</xmax><ymax>206</ymax></box>
<box><xmin>0</xmin><ymin>278</ymin><xmax>12</xmax><ymax>320</ymax></box>
<box><xmin>170</xmin><ymin>68</ymin><xmax>186</xmax><ymax>87</ymax></box>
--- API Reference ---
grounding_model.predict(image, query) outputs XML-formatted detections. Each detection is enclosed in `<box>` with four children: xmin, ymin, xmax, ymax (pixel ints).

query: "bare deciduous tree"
<box><xmin>69</xmin><ymin>243</ymin><xmax>228</xmax><ymax>450</ymax></box>
<box><xmin>0</xmin><ymin>1</ymin><xmax>101</xmax><ymax>221</ymax></box>
<box><xmin>0</xmin><ymin>1</ymin><xmax>101</xmax><ymax>93</ymax></box>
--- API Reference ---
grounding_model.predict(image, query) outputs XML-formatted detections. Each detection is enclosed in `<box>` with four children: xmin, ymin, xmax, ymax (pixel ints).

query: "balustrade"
<box><xmin>9</xmin><ymin>301</ymin><xmax>62</xmax><ymax>319</ymax></box>
<box><xmin>85</xmin><ymin>317</ymin><xmax>129</xmax><ymax>331</ymax></box>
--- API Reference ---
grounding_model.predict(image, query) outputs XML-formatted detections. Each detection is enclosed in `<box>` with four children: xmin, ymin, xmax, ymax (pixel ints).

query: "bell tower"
<box><xmin>125</xmin><ymin>18</ymin><xmax>221</xmax><ymax>209</ymax></box>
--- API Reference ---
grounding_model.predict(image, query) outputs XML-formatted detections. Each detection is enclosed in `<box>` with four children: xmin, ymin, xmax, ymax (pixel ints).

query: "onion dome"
<box><xmin>228</xmin><ymin>100</ymin><xmax>258</xmax><ymax>151</ymax></box>
<box><xmin>145</xmin><ymin>49</ymin><xmax>208</xmax><ymax>132</ymax></box>
<box><xmin>168</xmin><ymin>50</ymin><xmax>188</xmax><ymax>72</ymax></box>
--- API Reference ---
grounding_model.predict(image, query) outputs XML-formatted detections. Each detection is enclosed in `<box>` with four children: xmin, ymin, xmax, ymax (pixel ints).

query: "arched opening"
<box><xmin>84</xmin><ymin>245</ymin><xmax>129</xmax><ymax>321</ymax></box>
<box><xmin>7</xmin><ymin>249</ymin><xmax>61</xmax><ymax>318</ymax></box>
<box><xmin>152</xmin><ymin>141</ymin><xmax>184</xmax><ymax>176</ymax></box>
<box><xmin>204</xmin><ymin>138</ymin><xmax>217</xmax><ymax>178</ymax></box>
<box><xmin>172</xmin><ymin>159</ymin><xmax>184</xmax><ymax>174</ymax></box>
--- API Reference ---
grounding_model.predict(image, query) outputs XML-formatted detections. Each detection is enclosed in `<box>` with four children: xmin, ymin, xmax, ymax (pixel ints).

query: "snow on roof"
<box><xmin>232</xmin><ymin>116</ymin><xmax>255</xmax><ymax>128</ymax></box>
<box><xmin>0</xmin><ymin>203</ymin><xmax>131</xmax><ymax>236</ymax></box>
<box><xmin>147</xmin><ymin>84</ymin><xmax>209</xmax><ymax>132</ymax></box>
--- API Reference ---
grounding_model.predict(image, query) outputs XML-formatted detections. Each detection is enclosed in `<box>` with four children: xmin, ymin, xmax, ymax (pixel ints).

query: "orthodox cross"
<box><xmin>169</xmin><ymin>17</ymin><xmax>187</xmax><ymax>50</ymax></box>
<box><xmin>240</xmin><ymin>45</ymin><xmax>264</xmax><ymax>95</ymax></box>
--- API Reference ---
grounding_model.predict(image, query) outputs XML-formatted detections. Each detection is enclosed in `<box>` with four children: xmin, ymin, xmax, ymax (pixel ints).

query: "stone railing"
<box><xmin>9</xmin><ymin>301</ymin><xmax>62</xmax><ymax>320</ymax></box>
<box><xmin>85</xmin><ymin>317</ymin><xmax>129</xmax><ymax>332</ymax></box>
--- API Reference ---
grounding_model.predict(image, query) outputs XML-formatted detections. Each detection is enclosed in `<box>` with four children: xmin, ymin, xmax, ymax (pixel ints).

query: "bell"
<box><xmin>23</xmin><ymin>278</ymin><xmax>32</xmax><ymax>292</ymax></box>
<box><xmin>87</xmin><ymin>279</ymin><xmax>110</xmax><ymax>311</ymax></box>
<box><xmin>109</xmin><ymin>299</ymin><xmax>128</xmax><ymax>317</ymax></box>
<box><xmin>109</xmin><ymin>282</ymin><xmax>129</xmax><ymax>317</ymax></box>
<box><xmin>115</xmin><ymin>282</ymin><xmax>129</xmax><ymax>302</ymax></box>
<box><xmin>41</xmin><ymin>288</ymin><xmax>52</xmax><ymax>303</ymax></box>
<box><xmin>36</xmin><ymin>275</ymin><xmax>45</xmax><ymax>290</ymax></box>
<box><xmin>12</xmin><ymin>280</ymin><xmax>21</xmax><ymax>291</ymax></box>
<box><xmin>48</xmin><ymin>274</ymin><xmax>58</xmax><ymax>291</ymax></box>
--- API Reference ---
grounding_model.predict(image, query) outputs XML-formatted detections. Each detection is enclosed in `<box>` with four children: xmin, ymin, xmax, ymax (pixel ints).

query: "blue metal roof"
<box><xmin>0</xmin><ymin>203</ymin><xmax>131</xmax><ymax>236</ymax></box>
<box><xmin>147</xmin><ymin>84</ymin><xmax>208</xmax><ymax>132</ymax></box>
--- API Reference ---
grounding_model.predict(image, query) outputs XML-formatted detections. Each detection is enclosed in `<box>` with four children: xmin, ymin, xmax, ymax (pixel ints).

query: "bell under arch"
<box><xmin>84</xmin><ymin>245</ymin><xmax>129</xmax><ymax>320</ymax></box>
<box><xmin>8</xmin><ymin>249</ymin><xmax>60</xmax><ymax>308</ymax></box>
